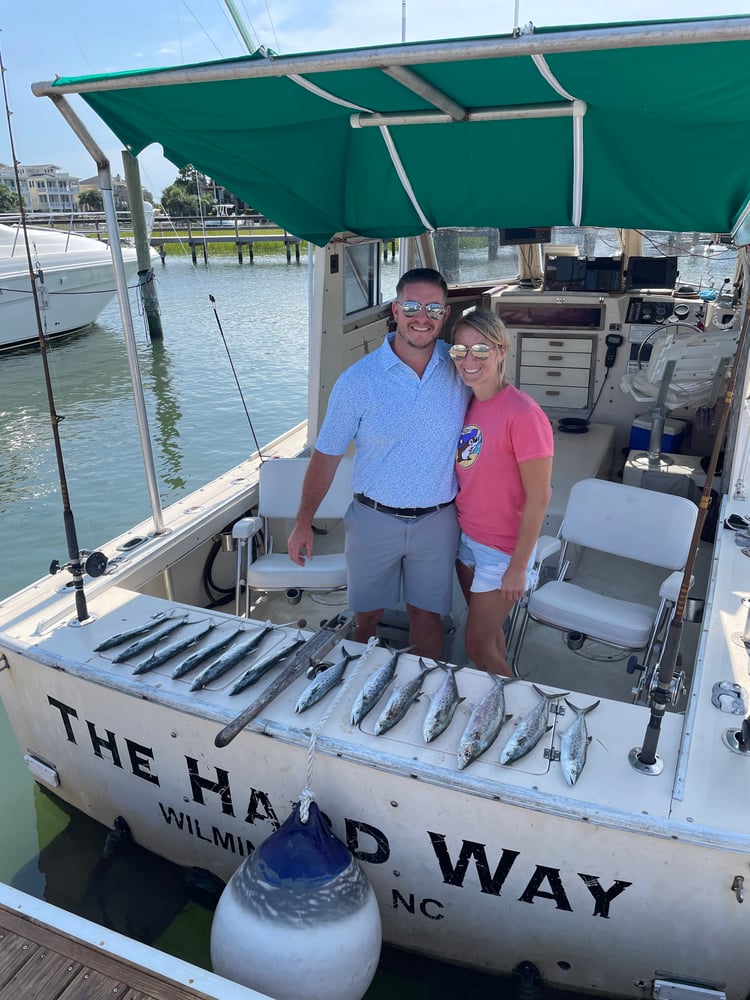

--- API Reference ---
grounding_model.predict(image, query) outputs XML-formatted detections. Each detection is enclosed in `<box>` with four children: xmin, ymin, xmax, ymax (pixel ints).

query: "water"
<box><xmin>0</xmin><ymin>235</ymin><xmax>736</xmax><ymax>997</ymax></box>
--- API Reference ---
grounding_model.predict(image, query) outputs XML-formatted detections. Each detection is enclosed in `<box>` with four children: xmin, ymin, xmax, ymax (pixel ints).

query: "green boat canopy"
<box><xmin>37</xmin><ymin>15</ymin><xmax>750</xmax><ymax>246</ymax></box>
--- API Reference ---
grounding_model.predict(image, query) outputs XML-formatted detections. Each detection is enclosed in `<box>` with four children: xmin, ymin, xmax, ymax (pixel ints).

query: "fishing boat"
<box><xmin>0</xmin><ymin>222</ymin><xmax>142</xmax><ymax>350</ymax></box>
<box><xmin>3</xmin><ymin>14</ymin><xmax>750</xmax><ymax>999</ymax></box>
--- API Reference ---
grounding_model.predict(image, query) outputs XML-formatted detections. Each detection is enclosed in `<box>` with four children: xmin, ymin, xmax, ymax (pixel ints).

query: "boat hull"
<box><xmin>1</xmin><ymin>638</ymin><xmax>748</xmax><ymax>999</ymax></box>
<box><xmin>0</xmin><ymin>226</ymin><xmax>141</xmax><ymax>349</ymax></box>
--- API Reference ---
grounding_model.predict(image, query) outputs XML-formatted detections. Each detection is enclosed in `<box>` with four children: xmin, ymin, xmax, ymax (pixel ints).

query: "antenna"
<box><xmin>402</xmin><ymin>0</ymin><xmax>407</xmax><ymax>42</ymax></box>
<box><xmin>224</xmin><ymin>0</ymin><xmax>259</xmax><ymax>54</ymax></box>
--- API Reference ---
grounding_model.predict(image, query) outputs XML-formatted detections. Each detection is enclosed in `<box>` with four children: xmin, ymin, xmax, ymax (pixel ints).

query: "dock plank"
<box><xmin>0</xmin><ymin>894</ymin><xmax>266</xmax><ymax>1000</ymax></box>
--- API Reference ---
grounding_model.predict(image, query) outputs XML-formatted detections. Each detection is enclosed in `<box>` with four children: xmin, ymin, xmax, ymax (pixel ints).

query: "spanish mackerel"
<box><xmin>374</xmin><ymin>657</ymin><xmax>435</xmax><ymax>736</ymax></box>
<box><xmin>132</xmin><ymin>620</ymin><xmax>216</xmax><ymax>675</ymax></box>
<box><xmin>294</xmin><ymin>646</ymin><xmax>361</xmax><ymax>713</ymax></box>
<box><xmin>171</xmin><ymin>626</ymin><xmax>244</xmax><ymax>679</ymax></box>
<box><xmin>110</xmin><ymin>617</ymin><xmax>188</xmax><ymax>663</ymax></box>
<box><xmin>94</xmin><ymin>612</ymin><xmax>170</xmax><ymax>652</ymax></box>
<box><xmin>422</xmin><ymin>663</ymin><xmax>464</xmax><ymax>743</ymax></box>
<box><xmin>229</xmin><ymin>634</ymin><xmax>306</xmax><ymax>696</ymax></box>
<box><xmin>559</xmin><ymin>699</ymin><xmax>600</xmax><ymax>785</ymax></box>
<box><xmin>189</xmin><ymin>623</ymin><xmax>274</xmax><ymax>691</ymax></box>
<box><xmin>499</xmin><ymin>684</ymin><xmax>569</xmax><ymax>765</ymax></box>
<box><xmin>350</xmin><ymin>643</ymin><xmax>416</xmax><ymax>726</ymax></box>
<box><xmin>456</xmin><ymin>674</ymin><xmax>517</xmax><ymax>770</ymax></box>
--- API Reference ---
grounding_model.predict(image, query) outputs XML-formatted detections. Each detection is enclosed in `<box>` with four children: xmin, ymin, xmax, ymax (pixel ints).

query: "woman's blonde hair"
<box><xmin>453</xmin><ymin>308</ymin><xmax>510</xmax><ymax>384</ymax></box>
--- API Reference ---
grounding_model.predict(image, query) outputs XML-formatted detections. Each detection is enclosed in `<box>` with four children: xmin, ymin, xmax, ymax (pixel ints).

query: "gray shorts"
<box><xmin>343</xmin><ymin>498</ymin><xmax>459</xmax><ymax>615</ymax></box>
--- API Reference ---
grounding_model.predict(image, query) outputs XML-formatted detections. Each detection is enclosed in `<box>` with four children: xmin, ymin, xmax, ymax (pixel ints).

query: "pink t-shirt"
<box><xmin>455</xmin><ymin>384</ymin><xmax>554</xmax><ymax>553</ymax></box>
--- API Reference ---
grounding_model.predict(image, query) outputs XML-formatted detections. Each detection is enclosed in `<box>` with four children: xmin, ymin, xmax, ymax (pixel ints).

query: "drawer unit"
<box><xmin>522</xmin><ymin>383</ymin><xmax>590</xmax><ymax>408</ymax></box>
<box><xmin>517</xmin><ymin>333</ymin><xmax>596</xmax><ymax>411</ymax></box>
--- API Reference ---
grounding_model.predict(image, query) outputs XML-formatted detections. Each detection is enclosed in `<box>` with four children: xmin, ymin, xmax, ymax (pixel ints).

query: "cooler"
<box><xmin>629</xmin><ymin>415</ymin><xmax>686</xmax><ymax>453</ymax></box>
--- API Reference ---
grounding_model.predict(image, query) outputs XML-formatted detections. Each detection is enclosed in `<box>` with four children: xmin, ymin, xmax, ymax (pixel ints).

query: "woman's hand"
<box><xmin>499</xmin><ymin>564</ymin><xmax>527</xmax><ymax>603</ymax></box>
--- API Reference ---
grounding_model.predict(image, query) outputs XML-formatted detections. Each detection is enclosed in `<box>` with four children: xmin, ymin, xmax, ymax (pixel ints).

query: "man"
<box><xmin>287</xmin><ymin>267</ymin><xmax>470</xmax><ymax>658</ymax></box>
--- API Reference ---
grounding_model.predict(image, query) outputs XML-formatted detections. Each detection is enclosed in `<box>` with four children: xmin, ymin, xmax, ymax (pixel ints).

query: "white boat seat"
<box><xmin>246</xmin><ymin>553</ymin><xmax>347</xmax><ymax>591</ymax></box>
<box><xmin>509</xmin><ymin>478</ymin><xmax>698</xmax><ymax>696</ymax></box>
<box><xmin>528</xmin><ymin>582</ymin><xmax>657</xmax><ymax>648</ymax></box>
<box><xmin>233</xmin><ymin>456</ymin><xmax>353</xmax><ymax>616</ymax></box>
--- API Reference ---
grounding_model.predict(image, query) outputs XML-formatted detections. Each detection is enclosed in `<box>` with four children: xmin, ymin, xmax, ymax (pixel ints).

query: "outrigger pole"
<box><xmin>632</xmin><ymin>261</ymin><xmax>750</xmax><ymax>773</ymax></box>
<box><xmin>40</xmin><ymin>93</ymin><xmax>166</xmax><ymax>539</ymax></box>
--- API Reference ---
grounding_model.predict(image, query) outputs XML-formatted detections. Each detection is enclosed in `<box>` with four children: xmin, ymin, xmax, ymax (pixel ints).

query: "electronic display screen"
<box><xmin>625</xmin><ymin>256</ymin><xmax>678</xmax><ymax>291</ymax></box>
<box><xmin>498</xmin><ymin>227</ymin><xmax>553</xmax><ymax>246</ymax></box>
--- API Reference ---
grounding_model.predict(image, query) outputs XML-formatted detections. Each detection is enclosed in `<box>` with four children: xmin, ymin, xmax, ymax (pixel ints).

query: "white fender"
<box><xmin>210</xmin><ymin>800</ymin><xmax>381</xmax><ymax>1000</ymax></box>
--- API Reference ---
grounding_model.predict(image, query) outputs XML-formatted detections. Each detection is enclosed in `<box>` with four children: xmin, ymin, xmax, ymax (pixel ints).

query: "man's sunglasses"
<box><xmin>396</xmin><ymin>300</ymin><xmax>447</xmax><ymax>320</ymax></box>
<box><xmin>448</xmin><ymin>344</ymin><xmax>494</xmax><ymax>360</ymax></box>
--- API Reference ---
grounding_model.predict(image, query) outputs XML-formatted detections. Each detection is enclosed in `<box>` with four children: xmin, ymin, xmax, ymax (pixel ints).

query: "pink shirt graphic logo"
<box><xmin>457</xmin><ymin>425</ymin><xmax>482</xmax><ymax>467</ymax></box>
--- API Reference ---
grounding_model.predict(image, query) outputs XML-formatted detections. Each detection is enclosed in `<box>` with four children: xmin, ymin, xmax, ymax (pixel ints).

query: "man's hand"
<box><xmin>286</xmin><ymin>449</ymin><xmax>344</xmax><ymax>566</ymax></box>
<box><xmin>288</xmin><ymin>521</ymin><xmax>313</xmax><ymax>566</ymax></box>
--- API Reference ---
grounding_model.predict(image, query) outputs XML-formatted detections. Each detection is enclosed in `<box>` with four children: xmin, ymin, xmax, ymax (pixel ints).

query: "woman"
<box><xmin>450</xmin><ymin>308</ymin><xmax>553</xmax><ymax>677</ymax></box>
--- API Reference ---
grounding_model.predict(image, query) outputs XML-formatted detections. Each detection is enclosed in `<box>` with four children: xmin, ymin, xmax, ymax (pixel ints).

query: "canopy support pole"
<box><xmin>47</xmin><ymin>93</ymin><xmax>166</xmax><ymax>536</ymax></box>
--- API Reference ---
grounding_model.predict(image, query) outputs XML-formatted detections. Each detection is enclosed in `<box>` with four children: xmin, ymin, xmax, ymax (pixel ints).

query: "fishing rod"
<box><xmin>0</xmin><ymin>49</ymin><xmax>106</xmax><ymax>623</ymax></box>
<box><xmin>632</xmin><ymin>262</ymin><xmax>750</xmax><ymax>772</ymax></box>
<box><xmin>209</xmin><ymin>294</ymin><xmax>265</xmax><ymax>462</ymax></box>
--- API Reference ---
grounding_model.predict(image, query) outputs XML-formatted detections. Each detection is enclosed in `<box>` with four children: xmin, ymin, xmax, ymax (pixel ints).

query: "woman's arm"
<box><xmin>500</xmin><ymin>456</ymin><xmax>553</xmax><ymax>601</ymax></box>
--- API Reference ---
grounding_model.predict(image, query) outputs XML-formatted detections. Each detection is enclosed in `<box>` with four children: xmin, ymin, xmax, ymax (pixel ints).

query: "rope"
<box><xmin>298</xmin><ymin>636</ymin><xmax>380</xmax><ymax>823</ymax></box>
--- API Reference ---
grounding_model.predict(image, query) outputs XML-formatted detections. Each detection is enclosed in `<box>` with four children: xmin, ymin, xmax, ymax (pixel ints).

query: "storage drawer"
<box><xmin>520</xmin><ymin>337</ymin><xmax>593</xmax><ymax>356</ymax></box>
<box><xmin>520</xmin><ymin>365</ymin><xmax>590</xmax><ymax>388</ymax></box>
<box><xmin>520</xmin><ymin>383</ymin><xmax>590</xmax><ymax>408</ymax></box>
<box><xmin>520</xmin><ymin>350</ymin><xmax>592</xmax><ymax>371</ymax></box>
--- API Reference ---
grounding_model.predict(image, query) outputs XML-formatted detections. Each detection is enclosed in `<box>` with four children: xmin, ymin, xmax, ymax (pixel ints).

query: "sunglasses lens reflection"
<box><xmin>449</xmin><ymin>344</ymin><xmax>492</xmax><ymax>360</ymax></box>
<box><xmin>398</xmin><ymin>301</ymin><xmax>446</xmax><ymax>320</ymax></box>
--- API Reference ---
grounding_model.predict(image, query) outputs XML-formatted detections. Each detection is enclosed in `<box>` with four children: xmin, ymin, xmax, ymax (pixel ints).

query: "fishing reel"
<box><xmin>628</xmin><ymin>655</ymin><xmax>685</xmax><ymax>707</ymax></box>
<box><xmin>50</xmin><ymin>549</ymin><xmax>109</xmax><ymax>579</ymax></box>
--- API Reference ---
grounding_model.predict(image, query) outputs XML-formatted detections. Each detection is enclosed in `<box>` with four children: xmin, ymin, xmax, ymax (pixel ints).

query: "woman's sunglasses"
<box><xmin>396</xmin><ymin>300</ymin><xmax>447</xmax><ymax>320</ymax></box>
<box><xmin>448</xmin><ymin>343</ymin><xmax>494</xmax><ymax>360</ymax></box>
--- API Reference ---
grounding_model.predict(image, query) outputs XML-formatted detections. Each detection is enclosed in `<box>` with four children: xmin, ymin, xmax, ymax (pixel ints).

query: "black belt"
<box><xmin>354</xmin><ymin>493</ymin><xmax>454</xmax><ymax>518</ymax></box>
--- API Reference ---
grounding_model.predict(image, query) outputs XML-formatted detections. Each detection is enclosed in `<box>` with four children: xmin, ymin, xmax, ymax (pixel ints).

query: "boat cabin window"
<box><xmin>344</xmin><ymin>242</ymin><xmax>381</xmax><ymax>317</ymax></box>
<box><xmin>494</xmin><ymin>303</ymin><xmax>604</xmax><ymax>330</ymax></box>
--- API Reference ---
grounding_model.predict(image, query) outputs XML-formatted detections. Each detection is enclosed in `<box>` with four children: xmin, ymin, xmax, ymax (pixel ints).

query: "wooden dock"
<box><xmin>151</xmin><ymin>232</ymin><xmax>303</xmax><ymax>265</ymax></box>
<box><xmin>0</xmin><ymin>883</ymin><xmax>269</xmax><ymax>1000</ymax></box>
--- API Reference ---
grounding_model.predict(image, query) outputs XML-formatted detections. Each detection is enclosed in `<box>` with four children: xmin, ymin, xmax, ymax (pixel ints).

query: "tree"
<box><xmin>160</xmin><ymin>183</ymin><xmax>202</xmax><ymax>217</ymax></box>
<box><xmin>0</xmin><ymin>182</ymin><xmax>20</xmax><ymax>212</ymax></box>
<box><xmin>79</xmin><ymin>189</ymin><xmax>103</xmax><ymax>211</ymax></box>
<box><xmin>161</xmin><ymin>163</ymin><xmax>238</xmax><ymax>216</ymax></box>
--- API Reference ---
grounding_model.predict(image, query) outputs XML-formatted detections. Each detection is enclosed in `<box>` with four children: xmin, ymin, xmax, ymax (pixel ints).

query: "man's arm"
<box><xmin>287</xmin><ymin>449</ymin><xmax>344</xmax><ymax>565</ymax></box>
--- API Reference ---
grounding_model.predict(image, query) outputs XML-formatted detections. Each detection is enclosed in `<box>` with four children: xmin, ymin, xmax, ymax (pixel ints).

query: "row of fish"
<box><xmin>296</xmin><ymin>643</ymin><xmax>598</xmax><ymax>782</ymax></box>
<box><xmin>456</xmin><ymin>678</ymin><xmax>599</xmax><ymax>783</ymax></box>
<box><xmin>94</xmin><ymin>614</ymin><xmax>306</xmax><ymax>695</ymax></box>
<box><xmin>95</xmin><ymin>615</ymin><xmax>598</xmax><ymax>781</ymax></box>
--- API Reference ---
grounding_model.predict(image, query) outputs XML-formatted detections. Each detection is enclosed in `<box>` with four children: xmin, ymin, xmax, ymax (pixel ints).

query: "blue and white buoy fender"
<box><xmin>210</xmin><ymin>799</ymin><xmax>382</xmax><ymax>1000</ymax></box>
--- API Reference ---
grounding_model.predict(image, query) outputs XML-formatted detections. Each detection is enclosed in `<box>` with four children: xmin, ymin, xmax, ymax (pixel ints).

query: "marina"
<box><xmin>3</xmin><ymin>12</ymin><xmax>750</xmax><ymax>1000</ymax></box>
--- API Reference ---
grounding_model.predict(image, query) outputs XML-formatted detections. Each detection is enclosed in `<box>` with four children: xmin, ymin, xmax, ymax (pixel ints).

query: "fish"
<box><xmin>294</xmin><ymin>646</ymin><xmax>362</xmax><ymax>713</ymax></box>
<box><xmin>559</xmin><ymin>699</ymin><xmax>600</xmax><ymax>785</ymax></box>
<box><xmin>189</xmin><ymin>623</ymin><xmax>274</xmax><ymax>691</ymax></box>
<box><xmin>373</xmin><ymin>657</ymin><xmax>436</xmax><ymax>736</ymax></box>
<box><xmin>499</xmin><ymin>684</ymin><xmax>570</xmax><ymax>766</ymax></box>
<box><xmin>110</xmin><ymin>616</ymin><xmax>188</xmax><ymax>663</ymax></box>
<box><xmin>94</xmin><ymin>612</ymin><xmax>170</xmax><ymax>651</ymax></box>
<box><xmin>422</xmin><ymin>663</ymin><xmax>465</xmax><ymax>743</ymax></box>
<box><xmin>132</xmin><ymin>620</ymin><xmax>216</xmax><ymax>675</ymax></box>
<box><xmin>456</xmin><ymin>674</ymin><xmax>517</xmax><ymax>770</ymax></box>
<box><xmin>171</xmin><ymin>626</ymin><xmax>245</xmax><ymax>679</ymax></box>
<box><xmin>350</xmin><ymin>644</ymin><xmax>416</xmax><ymax>727</ymax></box>
<box><xmin>229</xmin><ymin>633</ymin><xmax>307</xmax><ymax>696</ymax></box>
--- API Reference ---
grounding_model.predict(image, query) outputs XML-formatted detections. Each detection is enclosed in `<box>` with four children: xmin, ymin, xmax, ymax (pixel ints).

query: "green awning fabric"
<box><xmin>46</xmin><ymin>16</ymin><xmax>750</xmax><ymax>245</ymax></box>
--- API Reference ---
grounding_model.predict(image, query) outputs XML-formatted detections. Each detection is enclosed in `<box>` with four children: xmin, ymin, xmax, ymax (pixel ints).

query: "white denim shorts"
<box><xmin>457</xmin><ymin>531</ymin><xmax>538</xmax><ymax>594</ymax></box>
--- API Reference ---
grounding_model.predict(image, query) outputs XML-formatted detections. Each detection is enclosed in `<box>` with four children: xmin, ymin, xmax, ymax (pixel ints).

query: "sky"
<box><xmin>1</xmin><ymin>0</ymin><xmax>749</xmax><ymax>200</ymax></box>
